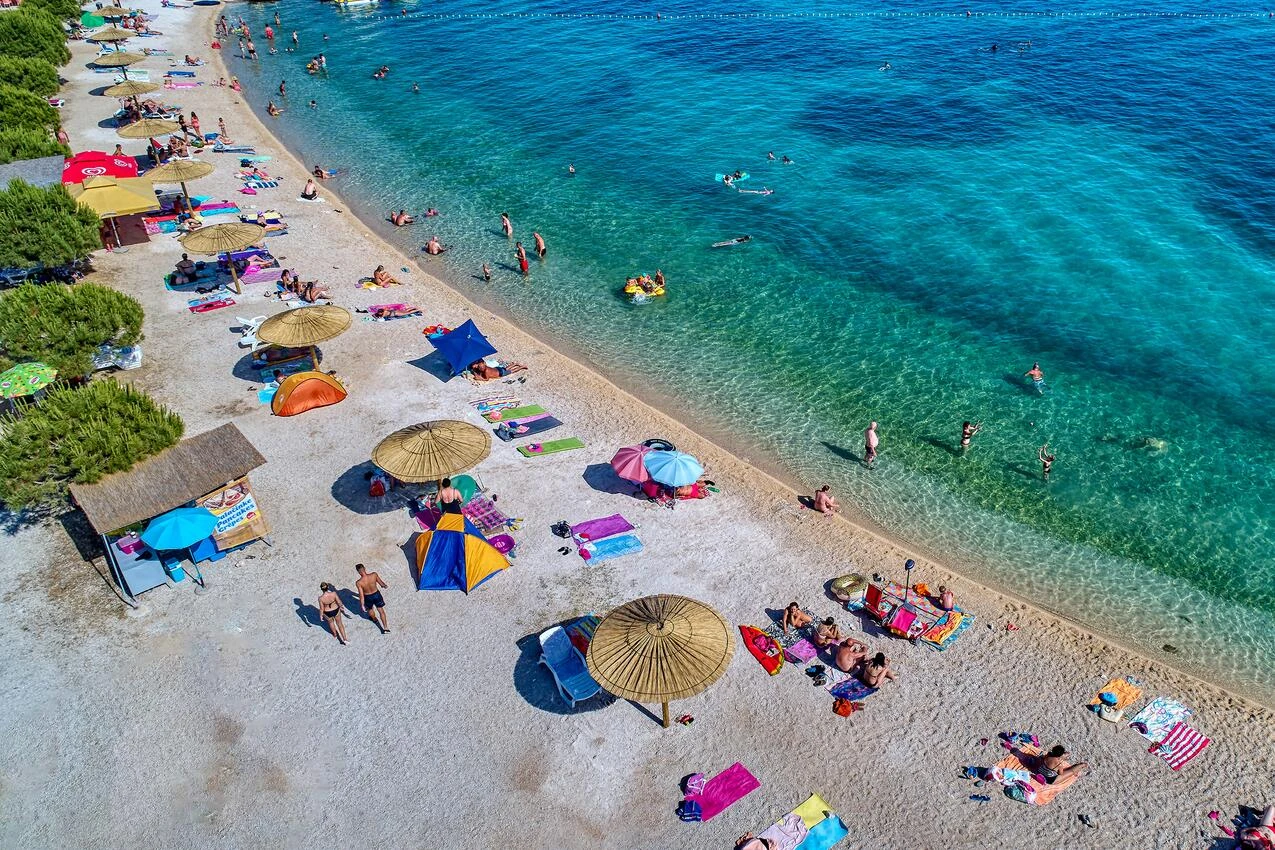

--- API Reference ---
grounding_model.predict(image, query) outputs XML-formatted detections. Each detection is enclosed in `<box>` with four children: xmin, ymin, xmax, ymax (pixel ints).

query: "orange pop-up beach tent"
<box><xmin>270</xmin><ymin>371</ymin><xmax>346</xmax><ymax>417</ymax></box>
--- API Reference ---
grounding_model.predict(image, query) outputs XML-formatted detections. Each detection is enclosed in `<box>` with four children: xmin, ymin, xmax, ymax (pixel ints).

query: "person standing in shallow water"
<box><xmin>960</xmin><ymin>420</ymin><xmax>982</xmax><ymax>452</ymax></box>
<box><xmin>533</xmin><ymin>232</ymin><xmax>546</xmax><ymax>259</ymax></box>
<box><xmin>1038</xmin><ymin>443</ymin><xmax>1055</xmax><ymax>480</ymax></box>
<box><xmin>863</xmin><ymin>421</ymin><xmax>879</xmax><ymax>467</ymax></box>
<box><xmin>500</xmin><ymin>212</ymin><xmax>513</xmax><ymax>239</ymax></box>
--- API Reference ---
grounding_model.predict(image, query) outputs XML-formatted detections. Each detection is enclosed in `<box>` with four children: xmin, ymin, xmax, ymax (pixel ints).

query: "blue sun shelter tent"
<box><xmin>415</xmin><ymin>512</ymin><xmax>509</xmax><ymax>591</ymax></box>
<box><xmin>429</xmin><ymin>319</ymin><xmax>497</xmax><ymax>378</ymax></box>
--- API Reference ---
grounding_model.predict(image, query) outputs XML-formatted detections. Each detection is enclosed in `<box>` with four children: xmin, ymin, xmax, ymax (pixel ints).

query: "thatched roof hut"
<box><xmin>70</xmin><ymin>422</ymin><xmax>266</xmax><ymax>534</ymax></box>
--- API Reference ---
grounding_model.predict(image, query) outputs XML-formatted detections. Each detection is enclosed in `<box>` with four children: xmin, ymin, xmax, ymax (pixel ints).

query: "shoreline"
<box><xmin>209</xmin><ymin>27</ymin><xmax>1270</xmax><ymax>710</ymax></box>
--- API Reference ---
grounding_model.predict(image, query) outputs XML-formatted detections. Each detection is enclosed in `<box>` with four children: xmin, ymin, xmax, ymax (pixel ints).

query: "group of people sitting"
<box><xmin>389</xmin><ymin>208</ymin><xmax>439</xmax><ymax>227</ymax></box>
<box><xmin>278</xmin><ymin>268</ymin><xmax>329</xmax><ymax>303</ymax></box>
<box><xmin>467</xmin><ymin>359</ymin><xmax>527</xmax><ymax>381</ymax></box>
<box><xmin>782</xmin><ymin>606</ymin><xmax>898</xmax><ymax>687</ymax></box>
<box><xmin>146</xmin><ymin>134</ymin><xmax>190</xmax><ymax>165</ymax></box>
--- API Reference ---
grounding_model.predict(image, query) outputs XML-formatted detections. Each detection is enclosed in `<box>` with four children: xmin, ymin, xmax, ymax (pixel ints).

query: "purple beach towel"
<box><xmin>570</xmin><ymin>513</ymin><xmax>635</xmax><ymax>542</ymax></box>
<box><xmin>685</xmin><ymin>762</ymin><xmax>760</xmax><ymax>822</ymax></box>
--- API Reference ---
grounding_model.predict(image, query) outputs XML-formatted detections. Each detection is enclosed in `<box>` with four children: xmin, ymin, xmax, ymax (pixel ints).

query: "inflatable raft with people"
<box><xmin>623</xmin><ymin>273</ymin><xmax>665</xmax><ymax>303</ymax></box>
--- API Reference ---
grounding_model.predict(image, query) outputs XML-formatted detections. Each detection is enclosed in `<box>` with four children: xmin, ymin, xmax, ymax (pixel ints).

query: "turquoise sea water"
<box><xmin>227</xmin><ymin>1</ymin><xmax>1275</xmax><ymax>699</ymax></box>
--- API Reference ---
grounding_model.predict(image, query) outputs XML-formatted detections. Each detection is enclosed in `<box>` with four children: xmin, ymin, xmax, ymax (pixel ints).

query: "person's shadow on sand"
<box><xmin>294</xmin><ymin>597</ymin><xmax>323</xmax><ymax>628</ymax></box>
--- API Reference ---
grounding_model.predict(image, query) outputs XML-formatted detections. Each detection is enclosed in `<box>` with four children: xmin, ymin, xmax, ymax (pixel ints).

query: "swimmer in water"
<box><xmin>500</xmin><ymin>212</ymin><xmax>513</xmax><ymax>239</ymax></box>
<box><xmin>1024</xmin><ymin>362</ymin><xmax>1046</xmax><ymax>393</ymax></box>
<box><xmin>424</xmin><ymin>208</ymin><xmax>439</xmax><ymax>217</ymax></box>
<box><xmin>1038</xmin><ymin>444</ymin><xmax>1055</xmax><ymax>480</ymax></box>
<box><xmin>781</xmin><ymin>155</ymin><xmax>793</xmax><ymax>164</ymax></box>
<box><xmin>309</xmin><ymin>99</ymin><xmax>317</xmax><ymax>109</ymax></box>
<box><xmin>568</xmin><ymin>163</ymin><xmax>575</xmax><ymax>175</ymax></box>
<box><xmin>412</xmin><ymin>82</ymin><xmax>419</xmax><ymax>93</ymax></box>
<box><xmin>424</xmin><ymin>236</ymin><xmax>445</xmax><ymax>255</ymax></box>
<box><xmin>266</xmin><ymin>101</ymin><xmax>282</xmax><ymax>117</ymax></box>
<box><xmin>767</xmin><ymin>151</ymin><xmax>776</xmax><ymax>160</ymax></box>
<box><xmin>390</xmin><ymin>209</ymin><xmax>414</xmax><ymax>226</ymax></box>
<box><xmin>880</xmin><ymin>61</ymin><xmax>892</xmax><ymax>71</ymax></box>
<box><xmin>278</xmin><ymin>80</ymin><xmax>286</xmax><ymax>97</ymax></box>
<box><xmin>722</xmin><ymin>175</ymin><xmax>734</xmax><ymax>188</ymax></box>
<box><xmin>960</xmin><ymin>420</ymin><xmax>982</xmax><ymax>451</ymax></box>
<box><xmin>482</xmin><ymin>262</ymin><xmax>491</xmax><ymax>282</ymax></box>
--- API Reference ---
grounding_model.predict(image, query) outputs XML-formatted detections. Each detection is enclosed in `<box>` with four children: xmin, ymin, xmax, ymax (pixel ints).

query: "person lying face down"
<box><xmin>467</xmin><ymin>359</ymin><xmax>528</xmax><ymax>381</ymax></box>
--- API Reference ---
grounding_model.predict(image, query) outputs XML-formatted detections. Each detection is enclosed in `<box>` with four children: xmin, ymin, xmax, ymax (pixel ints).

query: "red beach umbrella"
<box><xmin>610</xmin><ymin>444</ymin><xmax>651</xmax><ymax>483</ymax></box>
<box><xmin>62</xmin><ymin>150</ymin><xmax>139</xmax><ymax>184</ymax></box>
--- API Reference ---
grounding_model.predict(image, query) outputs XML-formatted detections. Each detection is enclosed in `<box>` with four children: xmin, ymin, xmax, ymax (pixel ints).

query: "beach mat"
<box><xmin>570</xmin><ymin>513</ymin><xmax>634</xmax><ymax>542</ymax></box>
<box><xmin>801</xmin><ymin>813</ymin><xmax>850</xmax><ymax>850</ymax></box>
<box><xmin>495</xmin><ymin>416</ymin><xmax>561</xmax><ymax>442</ymax></box>
<box><xmin>483</xmin><ymin>403</ymin><xmax>543</xmax><ymax>422</ymax></box>
<box><xmin>517</xmin><ymin>437</ymin><xmax>584</xmax><ymax>457</ymax></box>
<box><xmin>919</xmin><ymin>609</ymin><xmax>974</xmax><ymax>651</ymax></box>
<box><xmin>827</xmin><ymin>678</ymin><xmax>877</xmax><ymax>702</ymax></box>
<box><xmin>685</xmin><ymin>762</ymin><xmax>759</xmax><ymax>822</ymax></box>
<box><xmin>579</xmin><ymin>533</ymin><xmax>642</xmax><ymax>563</ymax></box>
<box><xmin>1129</xmin><ymin>697</ymin><xmax>1193</xmax><ymax>744</ymax></box>
<box><xmin>994</xmin><ymin>744</ymin><xmax>1082</xmax><ymax>806</ymax></box>
<box><xmin>1090</xmin><ymin>677</ymin><xmax>1143</xmax><ymax>711</ymax></box>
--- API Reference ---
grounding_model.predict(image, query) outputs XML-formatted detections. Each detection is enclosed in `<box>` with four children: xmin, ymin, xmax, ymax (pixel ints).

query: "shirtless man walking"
<box><xmin>355</xmin><ymin>563</ymin><xmax>390</xmax><ymax>633</ymax></box>
<box><xmin>532</xmin><ymin>231</ymin><xmax>546</xmax><ymax>259</ymax></box>
<box><xmin>863</xmin><ymin>421</ymin><xmax>880</xmax><ymax>467</ymax></box>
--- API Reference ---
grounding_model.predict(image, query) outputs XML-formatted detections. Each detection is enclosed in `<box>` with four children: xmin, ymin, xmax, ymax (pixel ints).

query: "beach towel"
<box><xmin>243</xmin><ymin>180</ymin><xmax>279</xmax><ymax>189</ymax></box>
<box><xmin>518</xmin><ymin>438</ymin><xmax>584</xmax><ymax>457</ymax></box>
<box><xmin>819</xmin><ymin>665</ymin><xmax>853</xmax><ymax>692</ymax></box>
<box><xmin>483</xmin><ymin>404</ymin><xmax>544</xmax><ymax>422</ymax></box>
<box><xmin>579</xmin><ymin>533</ymin><xmax>643</xmax><ymax>563</ymax></box>
<box><xmin>495</xmin><ymin>416</ymin><xmax>562</xmax><ymax>442</ymax></box>
<box><xmin>801</xmin><ymin>814</ymin><xmax>850</xmax><ymax>850</ymax></box>
<box><xmin>755</xmin><ymin>814</ymin><xmax>809</xmax><ymax>850</ymax></box>
<box><xmin>993</xmin><ymin>744</ymin><xmax>1082</xmax><ymax>806</ymax></box>
<box><xmin>240</xmin><ymin>267</ymin><xmax>285</xmax><ymax>286</ymax></box>
<box><xmin>471</xmin><ymin>395</ymin><xmax>519</xmax><ymax>413</ymax></box>
<box><xmin>460</xmin><ymin>496</ymin><xmax>512</xmax><ymax>534</ymax></box>
<box><xmin>189</xmin><ymin>297</ymin><xmax>234</xmax><ymax>312</ymax></box>
<box><xmin>684</xmin><ymin>762</ymin><xmax>759</xmax><ymax>822</ymax></box>
<box><xmin>565</xmin><ymin>614</ymin><xmax>599</xmax><ymax>655</ymax></box>
<box><xmin>792</xmin><ymin>794</ymin><xmax>836</xmax><ymax>830</ymax></box>
<box><xmin>257</xmin><ymin>386</ymin><xmax>276</xmax><ymax>405</ymax></box>
<box><xmin>919</xmin><ymin>609</ymin><xmax>974</xmax><ymax>651</ymax></box>
<box><xmin>1090</xmin><ymin>677</ymin><xmax>1143</xmax><ymax>711</ymax></box>
<box><xmin>740</xmin><ymin>625</ymin><xmax>784</xmax><ymax>675</ymax></box>
<box><xmin>570</xmin><ymin>514</ymin><xmax>635</xmax><ymax>542</ymax></box>
<box><xmin>1129</xmin><ymin>697</ymin><xmax>1194</xmax><ymax>744</ymax></box>
<box><xmin>498</xmin><ymin>412</ymin><xmax>551</xmax><ymax>428</ymax></box>
<box><xmin>783</xmin><ymin>638</ymin><xmax>818</xmax><ymax>665</ymax></box>
<box><xmin>827</xmin><ymin>678</ymin><xmax>877</xmax><ymax>702</ymax></box>
<box><xmin>1148</xmin><ymin>721</ymin><xmax>1210</xmax><ymax>770</ymax></box>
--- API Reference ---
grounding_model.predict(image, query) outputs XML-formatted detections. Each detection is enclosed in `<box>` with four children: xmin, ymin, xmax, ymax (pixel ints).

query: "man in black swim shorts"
<box><xmin>355</xmin><ymin>563</ymin><xmax>390</xmax><ymax>633</ymax></box>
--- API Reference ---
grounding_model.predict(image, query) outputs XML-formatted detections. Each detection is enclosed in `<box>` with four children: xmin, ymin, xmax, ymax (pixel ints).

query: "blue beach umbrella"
<box><xmin>141</xmin><ymin>507</ymin><xmax>217</xmax><ymax>550</ymax></box>
<box><xmin>429</xmin><ymin>319</ymin><xmax>497</xmax><ymax>377</ymax></box>
<box><xmin>643</xmin><ymin>450</ymin><xmax>704</xmax><ymax>487</ymax></box>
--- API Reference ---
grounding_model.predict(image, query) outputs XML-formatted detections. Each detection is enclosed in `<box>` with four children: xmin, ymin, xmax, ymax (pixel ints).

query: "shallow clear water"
<box><xmin>227</xmin><ymin>0</ymin><xmax>1275</xmax><ymax>699</ymax></box>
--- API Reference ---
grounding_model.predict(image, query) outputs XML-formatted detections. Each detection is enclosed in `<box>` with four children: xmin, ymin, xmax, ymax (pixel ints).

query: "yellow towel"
<box><xmin>791</xmin><ymin>793</ymin><xmax>833</xmax><ymax>829</ymax></box>
<box><xmin>1090</xmin><ymin>677</ymin><xmax>1143</xmax><ymax>710</ymax></box>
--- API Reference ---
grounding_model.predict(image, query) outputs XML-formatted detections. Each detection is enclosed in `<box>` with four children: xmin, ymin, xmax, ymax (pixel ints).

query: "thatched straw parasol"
<box><xmin>117</xmin><ymin>117</ymin><xmax>180</xmax><ymax>139</ymax></box>
<box><xmin>178</xmin><ymin>222</ymin><xmax>265</xmax><ymax>294</ymax></box>
<box><xmin>147</xmin><ymin>158</ymin><xmax>214</xmax><ymax>210</ymax></box>
<box><xmin>372</xmin><ymin>421</ymin><xmax>491</xmax><ymax>483</ymax></box>
<box><xmin>256</xmin><ymin>305</ymin><xmax>352</xmax><ymax>366</ymax></box>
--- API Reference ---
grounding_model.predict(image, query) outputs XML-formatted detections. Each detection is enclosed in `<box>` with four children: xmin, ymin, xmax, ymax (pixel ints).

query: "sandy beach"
<box><xmin>1</xmin><ymin>4</ymin><xmax>1272</xmax><ymax>848</ymax></box>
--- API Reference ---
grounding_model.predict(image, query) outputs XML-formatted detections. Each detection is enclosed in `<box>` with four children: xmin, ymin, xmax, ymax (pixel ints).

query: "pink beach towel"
<box><xmin>570</xmin><ymin>513</ymin><xmax>635</xmax><ymax>542</ymax></box>
<box><xmin>685</xmin><ymin>762</ymin><xmax>760</xmax><ymax>822</ymax></box>
<box><xmin>1149</xmin><ymin>721</ymin><xmax>1210</xmax><ymax>770</ymax></box>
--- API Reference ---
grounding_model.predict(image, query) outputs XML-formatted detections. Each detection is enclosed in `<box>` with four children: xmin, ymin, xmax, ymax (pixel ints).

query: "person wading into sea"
<box><xmin>355</xmin><ymin>564</ymin><xmax>390</xmax><ymax>634</ymax></box>
<box><xmin>501</xmin><ymin>212</ymin><xmax>513</xmax><ymax>239</ymax></box>
<box><xmin>960</xmin><ymin>421</ymin><xmax>982</xmax><ymax>452</ymax></box>
<box><xmin>863</xmin><ymin>421</ymin><xmax>880</xmax><ymax>467</ymax></box>
<box><xmin>1038</xmin><ymin>443</ymin><xmax>1055</xmax><ymax>480</ymax></box>
<box><xmin>533</xmin><ymin>232</ymin><xmax>546</xmax><ymax>259</ymax></box>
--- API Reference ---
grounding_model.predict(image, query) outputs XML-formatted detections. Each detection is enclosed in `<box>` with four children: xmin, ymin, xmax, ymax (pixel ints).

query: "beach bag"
<box><xmin>676</xmin><ymin>800</ymin><xmax>702</xmax><ymax>822</ymax></box>
<box><xmin>682</xmin><ymin>773</ymin><xmax>706</xmax><ymax>795</ymax></box>
<box><xmin>368</xmin><ymin>476</ymin><xmax>387</xmax><ymax>498</ymax></box>
<box><xmin>1005</xmin><ymin>782</ymin><xmax>1037</xmax><ymax>804</ymax></box>
<box><xmin>833</xmin><ymin>698</ymin><xmax>855</xmax><ymax>717</ymax></box>
<box><xmin>551</xmin><ymin>520</ymin><xmax>572</xmax><ymax>538</ymax></box>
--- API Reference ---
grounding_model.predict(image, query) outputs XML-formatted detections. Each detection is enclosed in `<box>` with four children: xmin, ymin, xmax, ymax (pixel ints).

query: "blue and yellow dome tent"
<box><xmin>415</xmin><ymin>512</ymin><xmax>509</xmax><ymax>592</ymax></box>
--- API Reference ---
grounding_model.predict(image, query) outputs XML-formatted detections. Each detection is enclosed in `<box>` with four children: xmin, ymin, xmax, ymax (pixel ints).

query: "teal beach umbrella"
<box><xmin>643</xmin><ymin>450</ymin><xmax>703</xmax><ymax>487</ymax></box>
<box><xmin>141</xmin><ymin>507</ymin><xmax>217</xmax><ymax>550</ymax></box>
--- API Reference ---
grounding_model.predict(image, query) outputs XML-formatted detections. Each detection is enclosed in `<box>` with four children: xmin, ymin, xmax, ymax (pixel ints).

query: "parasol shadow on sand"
<box><xmin>329</xmin><ymin>461</ymin><xmax>409</xmax><ymax>516</ymax></box>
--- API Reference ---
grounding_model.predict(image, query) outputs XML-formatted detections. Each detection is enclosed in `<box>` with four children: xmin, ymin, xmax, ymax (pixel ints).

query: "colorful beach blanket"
<box><xmin>517</xmin><ymin>437</ymin><xmax>584</xmax><ymax>457</ymax></box>
<box><xmin>993</xmin><ymin>743</ymin><xmax>1082</xmax><ymax>806</ymax></box>
<box><xmin>755</xmin><ymin>814</ymin><xmax>808</xmax><ymax>850</ymax></box>
<box><xmin>1129</xmin><ymin>697</ymin><xmax>1194</xmax><ymax>744</ymax></box>
<box><xmin>565</xmin><ymin>614</ymin><xmax>599</xmax><ymax>655</ymax></box>
<box><xmin>579</xmin><ymin>533</ymin><xmax>643</xmax><ymax>563</ymax></box>
<box><xmin>570</xmin><ymin>514</ymin><xmax>635</xmax><ymax>542</ymax></box>
<box><xmin>1091</xmin><ymin>677</ymin><xmax>1144</xmax><ymax>711</ymax></box>
<box><xmin>1148</xmin><ymin>720</ymin><xmax>1210</xmax><ymax>770</ymax></box>
<box><xmin>761</xmin><ymin>608</ymin><xmax>815</xmax><ymax>651</ymax></box>
<box><xmin>471</xmin><ymin>395</ymin><xmax>519</xmax><ymax>413</ymax></box>
<box><xmin>460</xmin><ymin>496</ymin><xmax>511</xmax><ymax>534</ymax></box>
<box><xmin>754</xmin><ymin>794</ymin><xmax>848</xmax><ymax>850</ymax></box>
<box><xmin>684</xmin><ymin>762</ymin><xmax>759</xmax><ymax>823</ymax></box>
<box><xmin>828</xmin><ymin>678</ymin><xmax>878</xmax><ymax>702</ymax></box>
<box><xmin>920</xmin><ymin>609</ymin><xmax>974</xmax><ymax>651</ymax></box>
<box><xmin>243</xmin><ymin>180</ymin><xmax>279</xmax><ymax>189</ymax></box>
<box><xmin>483</xmin><ymin>403</ymin><xmax>543</xmax><ymax>422</ymax></box>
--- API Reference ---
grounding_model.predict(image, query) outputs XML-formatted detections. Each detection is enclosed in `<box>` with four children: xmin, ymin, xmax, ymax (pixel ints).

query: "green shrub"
<box><xmin>18</xmin><ymin>0</ymin><xmax>83</xmax><ymax>22</ymax></box>
<box><xmin>0</xmin><ymin>83</ymin><xmax>59</xmax><ymax>133</ymax></box>
<box><xmin>0</xmin><ymin>282</ymin><xmax>144</xmax><ymax>377</ymax></box>
<box><xmin>0</xmin><ymin>9</ymin><xmax>71</xmax><ymax>66</ymax></box>
<box><xmin>0</xmin><ymin>380</ymin><xmax>183</xmax><ymax>511</ymax></box>
<box><xmin>0</xmin><ymin>127</ymin><xmax>68</xmax><ymax>165</ymax></box>
<box><xmin>0</xmin><ymin>57</ymin><xmax>60</xmax><ymax>98</ymax></box>
<box><xmin>0</xmin><ymin>179</ymin><xmax>102</xmax><ymax>270</ymax></box>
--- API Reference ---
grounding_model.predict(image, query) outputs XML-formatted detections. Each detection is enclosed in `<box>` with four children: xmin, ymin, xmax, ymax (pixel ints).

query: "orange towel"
<box><xmin>995</xmin><ymin>744</ymin><xmax>1082</xmax><ymax>806</ymax></box>
<box><xmin>1090</xmin><ymin>677</ymin><xmax>1143</xmax><ymax>710</ymax></box>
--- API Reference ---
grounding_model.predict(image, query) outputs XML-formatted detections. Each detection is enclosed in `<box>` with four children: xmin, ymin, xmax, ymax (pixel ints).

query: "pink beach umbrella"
<box><xmin>610</xmin><ymin>444</ymin><xmax>651</xmax><ymax>483</ymax></box>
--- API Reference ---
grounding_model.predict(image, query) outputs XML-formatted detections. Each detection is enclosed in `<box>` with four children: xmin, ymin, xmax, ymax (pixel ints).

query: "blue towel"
<box><xmin>495</xmin><ymin>416</ymin><xmax>562</xmax><ymax>442</ymax></box>
<box><xmin>828</xmin><ymin>679</ymin><xmax>878</xmax><ymax>702</ymax></box>
<box><xmin>801</xmin><ymin>814</ymin><xmax>849</xmax><ymax>850</ymax></box>
<box><xmin>580</xmin><ymin>533</ymin><xmax>643</xmax><ymax>564</ymax></box>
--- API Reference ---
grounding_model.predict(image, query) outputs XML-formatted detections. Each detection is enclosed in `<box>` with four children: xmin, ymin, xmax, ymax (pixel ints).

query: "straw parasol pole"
<box><xmin>586</xmin><ymin>594</ymin><xmax>734</xmax><ymax>727</ymax></box>
<box><xmin>256</xmin><ymin>305</ymin><xmax>352</xmax><ymax>368</ymax></box>
<box><xmin>372</xmin><ymin>421</ymin><xmax>491</xmax><ymax>484</ymax></box>
<box><xmin>147</xmin><ymin>158</ymin><xmax>214</xmax><ymax>212</ymax></box>
<box><xmin>178</xmin><ymin>222</ymin><xmax>266</xmax><ymax>294</ymax></box>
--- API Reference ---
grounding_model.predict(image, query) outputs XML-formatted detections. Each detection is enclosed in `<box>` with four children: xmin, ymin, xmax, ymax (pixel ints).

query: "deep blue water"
<box><xmin>227</xmin><ymin>1</ymin><xmax>1275</xmax><ymax>699</ymax></box>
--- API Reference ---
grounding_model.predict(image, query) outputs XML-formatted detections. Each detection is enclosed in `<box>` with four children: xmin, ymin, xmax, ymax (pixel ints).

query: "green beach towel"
<box><xmin>517</xmin><ymin>437</ymin><xmax>585</xmax><ymax>457</ymax></box>
<box><xmin>483</xmin><ymin>404</ymin><xmax>544</xmax><ymax>423</ymax></box>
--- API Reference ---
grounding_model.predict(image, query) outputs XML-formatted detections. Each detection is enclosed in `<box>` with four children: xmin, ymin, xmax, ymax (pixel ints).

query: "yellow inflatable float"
<box><xmin>622</xmin><ymin>273</ymin><xmax>665</xmax><ymax>302</ymax></box>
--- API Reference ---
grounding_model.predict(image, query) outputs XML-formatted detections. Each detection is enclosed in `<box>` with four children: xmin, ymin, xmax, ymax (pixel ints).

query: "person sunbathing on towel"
<box><xmin>812</xmin><ymin>617</ymin><xmax>842</xmax><ymax>648</ymax></box>
<box><xmin>299</xmin><ymin>279</ymin><xmax>329</xmax><ymax>303</ymax></box>
<box><xmin>468</xmin><ymin>359</ymin><xmax>527</xmax><ymax>381</ymax></box>
<box><xmin>300</xmin><ymin>178</ymin><xmax>318</xmax><ymax>200</ymax></box>
<box><xmin>1036</xmin><ymin>744</ymin><xmax>1088</xmax><ymax>784</ymax></box>
<box><xmin>371</xmin><ymin>265</ymin><xmax>398</xmax><ymax>287</ymax></box>
<box><xmin>834</xmin><ymin>638</ymin><xmax>869</xmax><ymax>673</ymax></box>
<box><xmin>781</xmin><ymin>602</ymin><xmax>813</xmax><ymax>634</ymax></box>
<box><xmin>370</xmin><ymin>305</ymin><xmax>420</xmax><ymax>319</ymax></box>
<box><xmin>860</xmin><ymin>652</ymin><xmax>897</xmax><ymax>687</ymax></box>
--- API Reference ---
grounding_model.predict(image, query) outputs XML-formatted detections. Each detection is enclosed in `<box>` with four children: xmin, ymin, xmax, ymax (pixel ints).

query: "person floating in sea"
<box><xmin>722</xmin><ymin>174</ymin><xmax>734</xmax><ymax>188</ymax></box>
<box><xmin>960</xmin><ymin>420</ymin><xmax>983</xmax><ymax>452</ymax></box>
<box><xmin>864</xmin><ymin>421</ymin><xmax>880</xmax><ymax>467</ymax></box>
<box><xmin>533</xmin><ymin>232</ymin><xmax>546</xmax><ymax>259</ymax></box>
<box><xmin>782</xmin><ymin>155</ymin><xmax>794</xmax><ymax>164</ymax></box>
<box><xmin>767</xmin><ymin>151</ymin><xmax>776</xmax><ymax>160</ymax></box>
<box><xmin>412</xmin><ymin>82</ymin><xmax>420</xmax><ymax>94</ymax></box>
<box><xmin>1024</xmin><ymin>361</ymin><xmax>1046</xmax><ymax>394</ymax></box>
<box><xmin>309</xmin><ymin>99</ymin><xmax>317</xmax><ymax>110</ymax></box>
<box><xmin>879</xmin><ymin>61</ymin><xmax>892</xmax><ymax>71</ymax></box>
<box><xmin>1038</xmin><ymin>443</ymin><xmax>1055</xmax><ymax>480</ymax></box>
<box><xmin>292</xmin><ymin>30</ymin><xmax>299</xmax><ymax>47</ymax></box>
<box><xmin>500</xmin><ymin>212</ymin><xmax>513</xmax><ymax>239</ymax></box>
<box><xmin>568</xmin><ymin>163</ymin><xmax>575</xmax><ymax>175</ymax></box>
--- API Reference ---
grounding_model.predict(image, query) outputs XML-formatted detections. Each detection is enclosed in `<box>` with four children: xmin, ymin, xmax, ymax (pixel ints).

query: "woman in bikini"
<box><xmin>436</xmin><ymin>478</ymin><xmax>463</xmax><ymax>514</ymax></box>
<box><xmin>860</xmin><ymin>652</ymin><xmax>897</xmax><ymax>687</ymax></box>
<box><xmin>813</xmin><ymin>617</ymin><xmax>842</xmax><ymax>649</ymax></box>
<box><xmin>1037</xmin><ymin>744</ymin><xmax>1088</xmax><ymax>784</ymax></box>
<box><xmin>317</xmin><ymin>582</ymin><xmax>349</xmax><ymax>644</ymax></box>
<box><xmin>781</xmin><ymin>602</ymin><xmax>813</xmax><ymax>634</ymax></box>
<box><xmin>372</xmin><ymin>265</ymin><xmax>398</xmax><ymax>287</ymax></box>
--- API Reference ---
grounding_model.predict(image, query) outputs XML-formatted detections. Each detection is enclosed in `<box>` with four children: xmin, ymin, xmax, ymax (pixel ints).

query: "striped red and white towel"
<box><xmin>1149</xmin><ymin>721</ymin><xmax>1210</xmax><ymax>770</ymax></box>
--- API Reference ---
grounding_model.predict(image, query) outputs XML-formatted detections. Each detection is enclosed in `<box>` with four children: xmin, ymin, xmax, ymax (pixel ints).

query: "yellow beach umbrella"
<box><xmin>88</xmin><ymin>27</ymin><xmax>134</xmax><ymax>44</ymax></box>
<box><xmin>586</xmin><ymin>594</ymin><xmax>734</xmax><ymax>727</ymax></box>
<box><xmin>104</xmin><ymin>80</ymin><xmax>159</xmax><ymax>98</ymax></box>
<box><xmin>90</xmin><ymin>51</ymin><xmax>144</xmax><ymax>67</ymax></box>
<box><xmin>117</xmin><ymin>118</ymin><xmax>179</xmax><ymax>139</ymax></box>
<box><xmin>147</xmin><ymin>158</ymin><xmax>214</xmax><ymax>211</ymax></box>
<box><xmin>257</xmin><ymin>305</ymin><xmax>352</xmax><ymax>366</ymax></box>
<box><xmin>372</xmin><ymin>420</ymin><xmax>492</xmax><ymax>483</ymax></box>
<box><xmin>67</xmin><ymin>175</ymin><xmax>160</xmax><ymax>249</ymax></box>
<box><xmin>179</xmin><ymin>223</ymin><xmax>265</xmax><ymax>294</ymax></box>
